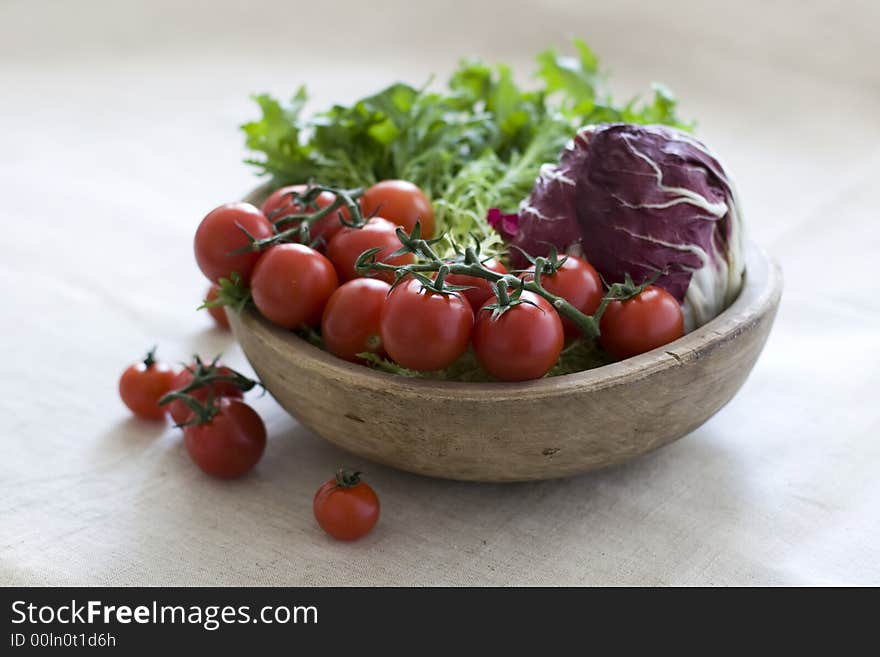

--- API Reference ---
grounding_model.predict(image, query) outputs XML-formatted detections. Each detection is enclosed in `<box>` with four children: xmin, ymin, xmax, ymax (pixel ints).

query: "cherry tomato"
<box><xmin>313</xmin><ymin>470</ymin><xmax>380</xmax><ymax>541</ymax></box>
<box><xmin>361</xmin><ymin>180</ymin><xmax>434</xmax><ymax>238</ymax></box>
<box><xmin>523</xmin><ymin>255</ymin><xmax>603</xmax><ymax>339</ymax></box>
<box><xmin>261</xmin><ymin>184</ymin><xmax>350</xmax><ymax>246</ymax></box>
<box><xmin>250</xmin><ymin>244</ymin><xmax>338</xmax><ymax>329</ymax></box>
<box><xmin>204</xmin><ymin>284</ymin><xmax>230</xmax><ymax>330</ymax></box>
<box><xmin>183</xmin><ymin>398</ymin><xmax>266</xmax><ymax>479</ymax></box>
<box><xmin>326</xmin><ymin>217</ymin><xmax>414</xmax><ymax>283</ymax></box>
<box><xmin>194</xmin><ymin>203</ymin><xmax>274</xmax><ymax>285</ymax></box>
<box><xmin>472</xmin><ymin>292</ymin><xmax>564</xmax><ymax>381</ymax></box>
<box><xmin>599</xmin><ymin>285</ymin><xmax>684</xmax><ymax>359</ymax></box>
<box><xmin>445</xmin><ymin>258</ymin><xmax>508</xmax><ymax>314</ymax></box>
<box><xmin>321</xmin><ymin>278</ymin><xmax>390</xmax><ymax>362</ymax></box>
<box><xmin>118</xmin><ymin>349</ymin><xmax>178</xmax><ymax>420</ymax></box>
<box><xmin>166</xmin><ymin>365</ymin><xmax>244</xmax><ymax>426</ymax></box>
<box><xmin>380</xmin><ymin>279</ymin><xmax>473</xmax><ymax>371</ymax></box>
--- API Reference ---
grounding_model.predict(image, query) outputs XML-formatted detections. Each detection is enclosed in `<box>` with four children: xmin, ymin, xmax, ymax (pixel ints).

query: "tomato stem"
<box><xmin>356</xmin><ymin>225</ymin><xmax>604</xmax><ymax>339</ymax></box>
<box><xmin>592</xmin><ymin>271</ymin><xmax>663</xmax><ymax>320</ymax></box>
<box><xmin>494</xmin><ymin>278</ymin><xmax>512</xmax><ymax>306</ymax></box>
<box><xmin>510</xmin><ymin>243</ymin><xmax>568</xmax><ymax>276</ymax></box>
<box><xmin>355</xmin><ymin>223</ymin><xmax>669</xmax><ymax>340</ymax></box>
<box><xmin>142</xmin><ymin>346</ymin><xmax>158</xmax><ymax>369</ymax></box>
<box><xmin>162</xmin><ymin>390</ymin><xmax>219</xmax><ymax>427</ymax></box>
<box><xmin>200</xmin><ymin>272</ymin><xmax>252</xmax><ymax>314</ymax></box>
<box><xmin>157</xmin><ymin>354</ymin><xmax>262</xmax><ymax>408</ymax></box>
<box><xmin>237</xmin><ymin>184</ymin><xmax>365</xmax><ymax>254</ymax></box>
<box><xmin>334</xmin><ymin>469</ymin><xmax>362</xmax><ymax>488</ymax></box>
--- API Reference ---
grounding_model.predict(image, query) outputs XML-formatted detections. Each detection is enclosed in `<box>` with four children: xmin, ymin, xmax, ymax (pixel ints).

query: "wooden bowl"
<box><xmin>229</xmin><ymin>224</ymin><xmax>781</xmax><ymax>482</ymax></box>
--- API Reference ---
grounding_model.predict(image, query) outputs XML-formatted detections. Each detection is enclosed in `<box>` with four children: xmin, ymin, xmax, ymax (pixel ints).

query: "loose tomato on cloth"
<box><xmin>472</xmin><ymin>292</ymin><xmax>564</xmax><ymax>381</ymax></box>
<box><xmin>523</xmin><ymin>255</ymin><xmax>602</xmax><ymax>339</ymax></box>
<box><xmin>361</xmin><ymin>180</ymin><xmax>434</xmax><ymax>238</ymax></box>
<box><xmin>164</xmin><ymin>363</ymin><xmax>245</xmax><ymax>425</ymax></box>
<box><xmin>326</xmin><ymin>217</ymin><xmax>414</xmax><ymax>283</ymax></box>
<box><xmin>182</xmin><ymin>398</ymin><xmax>266</xmax><ymax>479</ymax></box>
<box><xmin>118</xmin><ymin>348</ymin><xmax>178</xmax><ymax>420</ymax></box>
<box><xmin>380</xmin><ymin>278</ymin><xmax>473</xmax><ymax>371</ymax></box>
<box><xmin>204</xmin><ymin>284</ymin><xmax>230</xmax><ymax>330</ymax></box>
<box><xmin>261</xmin><ymin>184</ymin><xmax>349</xmax><ymax>245</ymax></box>
<box><xmin>445</xmin><ymin>258</ymin><xmax>508</xmax><ymax>313</ymax></box>
<box><xmin>321</xmin><ymin>278</ymin><xmax>390</xmax><ymax>362</ymax></box>
<box><xmin>599</xmin><ymin>285</ymin><xmax>684</xmax><ymax>359</ymax></box>
<box><xmin>250</xmin><ymin>244</ymin><xmax>338</xmax><ymax>329</ymax></box>
<box><xmin>194</xmin><ymin>203</ymin><xmax>274</xmax><ymax>285</ymax></box>
<box><xmin>313</xmin><ymin>470</ymin><xmax>380</xmax><ymax>541</ymax></box>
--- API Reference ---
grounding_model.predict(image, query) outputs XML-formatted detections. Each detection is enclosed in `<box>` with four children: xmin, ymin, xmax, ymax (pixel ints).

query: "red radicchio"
<box><xmin>487</xmin><ymin>208</ymin><xmax>520</xmax><ymax>240</ymax></box>
<box><xmin>510</xmin><ymin>123</ymin><xmax>745</xmax><ymax>329</ymax></box>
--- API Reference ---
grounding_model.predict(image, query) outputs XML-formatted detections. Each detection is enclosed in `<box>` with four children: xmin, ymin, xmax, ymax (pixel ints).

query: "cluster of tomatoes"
<box><xmin>193</xmin><ymin>178</ymin><xmax>685</xmax><ymax>382</ymax></box>
<box><xmin>193</xmin><ymin>180</ymin><xmax>430</xmax><ymax>330</ymax></box>
<box><xmin>118</xmin><ymin>351</ymin><xmax>267</xmax><ymax>476</ymax></box>
<box><xmin>118</xmin><ymin>350</ymin><xmax>380</xmax><ymax>541</ymax></box>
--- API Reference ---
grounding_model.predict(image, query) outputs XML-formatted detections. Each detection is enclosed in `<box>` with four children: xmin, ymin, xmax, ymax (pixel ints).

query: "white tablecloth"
<box><xmin>2</xmin><ymin>0</ymin><xmax>878</xmax><ymax>585</ymax></box>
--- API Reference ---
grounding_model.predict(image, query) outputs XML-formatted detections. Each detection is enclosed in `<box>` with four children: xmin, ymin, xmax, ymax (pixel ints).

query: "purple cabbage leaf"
<box><xmin>511</xmin><ymin>123</ymin><xmax>745</xmax><ymax>329</ymax></box>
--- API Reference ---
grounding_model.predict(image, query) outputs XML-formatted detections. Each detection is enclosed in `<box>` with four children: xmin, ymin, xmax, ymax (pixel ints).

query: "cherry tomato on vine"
<box><xmin>326</xmin><ymin>217</ymin><xmax>414</xmax><ymax>283</ymax></box>
<box><xmin>194</xmin><ymin>203</ymin><xmax>273</xmax><ymax>285</ymax></box>
<box><xmin>118</xmin><ymin>348</ymin><xmax>178</xmax><ymax>420</ymax></box>
<box><xmin>445</xmin><ymin>258</ymin><xmax>508</xmax><ymax>313</ymax></box>
<box><xmin>182</xmin><ymin>398</ymin><xmax>266</xmax><ymax>479</ymax></box>
<box><xmin>250</xmin><ymin>244</ymin><xmax>338</xmax><ymax>329</ymax></box>
<box><xmin>204</xmin><ymin>284</ymin><xmax>230</xmax><ymax>330</ymax></box>
<box><xmin>313</xmin><ymin>470</ymin><xmax>380</xmax><ymax>541</ymax></box>
<box><xmin>523</xmin><ymin>255</ymin><xmax>603</xmax><ymax>339</ymax></box>
<box><xmin>321</xmin><ymin>278</ymin><xmax>390</xmax><ymax>362</ymax></box>
<box><xmin>261</xmin><ymin>184</ymin><xmax>350</xmax><ymax>246</ymax></box>
<box><xmin>598</xmin><ymin>285</ymin><xmax>684</xmax><ymax>359</ymax></box>
<box><xmin>166</xmin><ymin>364</ymin><xmax>244</xmax><ymax>426</ymax></box>
<box><xmin>361</xmin><ymin>180</ymin><xmax>434</xmax><ymax>238</ymax></box>
<box><xmin>380</xmin><ymin>279</ymin><xmax>473</xmax><ymax>371</ymax></box>
<box><xmin>472</xmin><ymin>292</ymin><xmax>564</xmax><ymax>381</ymax></box>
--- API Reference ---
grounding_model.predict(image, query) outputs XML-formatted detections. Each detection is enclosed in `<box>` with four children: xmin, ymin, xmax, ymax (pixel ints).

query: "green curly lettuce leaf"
<box><xmin>242</xmin><ymin>38</ymin><xmax>689</xmax><ymax>255</ymax></box>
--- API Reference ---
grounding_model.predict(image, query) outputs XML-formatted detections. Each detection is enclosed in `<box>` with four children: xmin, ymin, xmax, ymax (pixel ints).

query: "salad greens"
<box><xmin>243</xmin><ymin>40</ymin><xmax>692</xmax><ymax>380</ymax></box>
<box><xmin>242</xmin><ymin>39</ymin><xmax>690</xmax><ymax>255</ymax></box>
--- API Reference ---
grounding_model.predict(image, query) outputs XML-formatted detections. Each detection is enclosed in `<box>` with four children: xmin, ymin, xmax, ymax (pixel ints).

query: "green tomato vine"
<box><xmin>355</xmin><ymin>220</ymin><xmax>655</xmax><ymax>340</ymax></box>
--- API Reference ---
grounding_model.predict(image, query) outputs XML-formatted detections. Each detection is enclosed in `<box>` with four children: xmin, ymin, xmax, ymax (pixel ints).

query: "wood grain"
<box><xmin>229</xmin><ymin>232</ymin><xmax>782</xmax><ymax>481</ymax></box>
